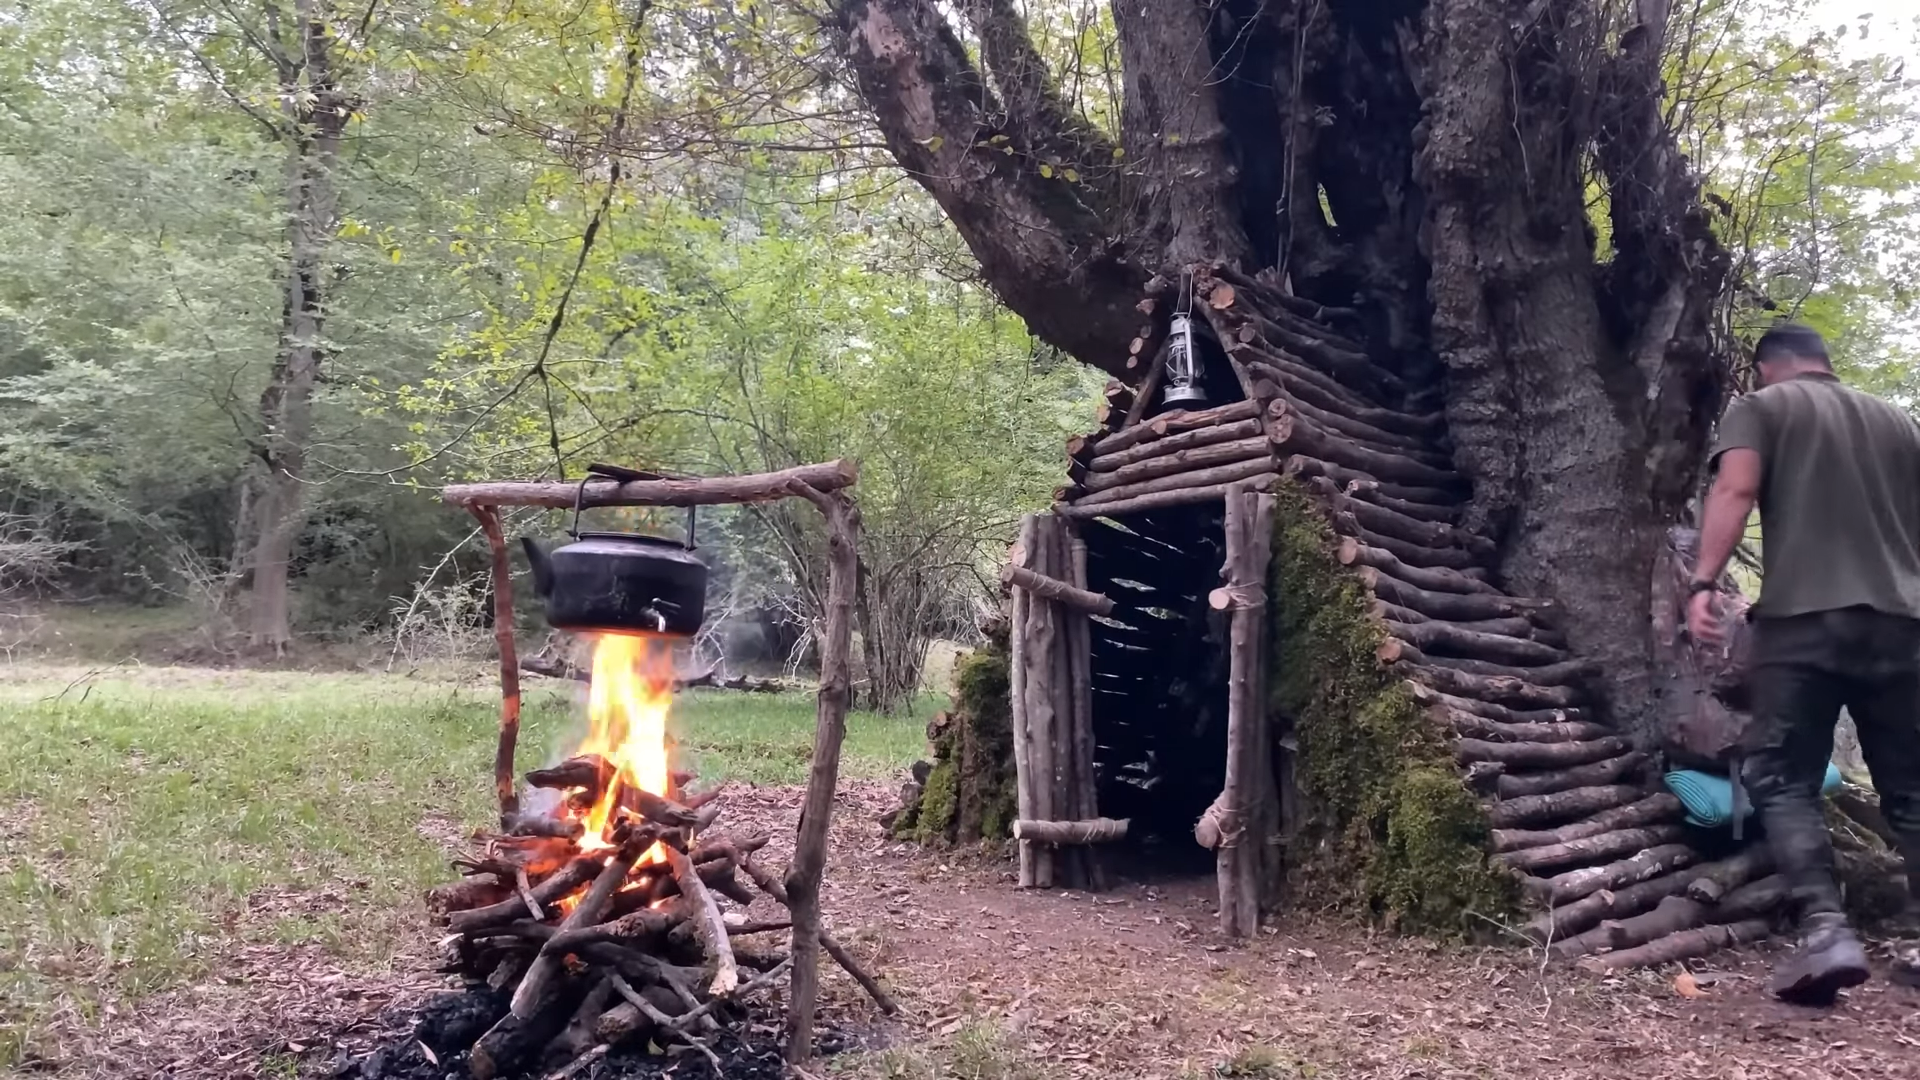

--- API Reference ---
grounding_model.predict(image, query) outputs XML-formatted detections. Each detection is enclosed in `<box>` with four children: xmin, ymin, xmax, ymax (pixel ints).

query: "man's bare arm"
<box><xmin>1694</xmin><ymin>447</ymin><xmax>1762</xmax><ymax>586</ymax></box>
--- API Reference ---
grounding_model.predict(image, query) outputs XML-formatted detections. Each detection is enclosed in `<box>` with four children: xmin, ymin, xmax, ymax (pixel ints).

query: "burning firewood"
<box><xmin>428</xmin><ymin>743</ymin><xmax>893</xmax><ymax>1077</ymax></box>
<box><xmin>525</xmin><ymin>755</ymin><xmax>617</xmax><ymax>798</ymax></box>
<box><xmin>503</xmin><ymin>812</ymin><xmax>584</xmax><ymax>840</ymax></box>
<box><xmin>628</xmin><ymin>787</ymin><xmax>700</xmax><ymax>829</ymax></box>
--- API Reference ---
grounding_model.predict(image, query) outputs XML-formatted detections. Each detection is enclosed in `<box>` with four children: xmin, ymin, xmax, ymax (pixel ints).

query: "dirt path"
<box><xmin>63</xmin><ymin>781</ymin><xmax>1920</xmax><ymax>1079</ymax></box>
<box><xmin>737</xmin><ymin>783</ymin><xmax>1920</xmax><ymax>1080</ymax></box>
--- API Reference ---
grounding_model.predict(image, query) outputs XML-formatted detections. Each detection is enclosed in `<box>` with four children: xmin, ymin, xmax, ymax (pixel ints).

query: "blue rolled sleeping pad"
<box><xmin>1663</xmin><ymin>763</ymin><xmax>1843</xmax><ymax>829</ymax></box>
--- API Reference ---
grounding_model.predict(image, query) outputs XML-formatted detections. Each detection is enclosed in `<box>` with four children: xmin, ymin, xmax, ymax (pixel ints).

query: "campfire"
<box><xmin>420</xmin><ymin>632</ymin><xmax>879</xmax><ymax>1079</ymax></box>
<box><xmin>423</xmin><ymin>460</ymin><xmax>875</xmax><ymax>1076</ymax></box>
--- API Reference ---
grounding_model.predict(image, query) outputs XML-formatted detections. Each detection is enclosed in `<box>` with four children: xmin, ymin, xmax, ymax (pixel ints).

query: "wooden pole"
<box><xmin>1051</xmin><ymin>519</ymin><xmax>1085</xmax><ymax>890</ymax></box>
<box><xmin>1009</xmin><ymin>516</ymin><xmax>1037</xmax><ymax>888</ymax></box>
<box><xmin>1086</xmin><ymin>417</ymin><xmax>1266</xmax><ymax>473</ymax></box>
<box><xmin>1059</xmin><ymin>474</ymin><xmax>1275</xmax><ymax>519</ymax></box>
<box><xmin>1215</xmin><ymin>485</ymin><xmax>1275</xmax><ymax>936</ymax></box>
<box><xmin>1069</xmin><ymin>531</ymin><xmax>1103</xmax><ymax>890</ymax></box>
<box><xmin>1246</xmin><ymin>491</ymin><xmax>1278</xmax><ymax>906</ymax></box>
<box><xmin>783</xmin><ymin>487</ymin><xmax>859</xmax><ymax>1063</ymax></box>
<box><xmin>442</xmin><ymin>460</ymin><xmax>858</xmax><ymax>509</ymax></box>
<box><xmin>470</xmin><ymin>505</ymin><xmax>522</xmax><ymax>827</ymax></box>
<box><xmin>1119</xmin><ymin>339</ymin><xmax>1169</xmax><ymax>430</ymax></box>
<box><xmin>1023</xmin><ymin>516</ymin><xmax>1059</xmax><ymax>889</ymax></box>
<box><xmin>1081</xmin><ymin>435</ymin><xmax>1274</xmax><ymax>494</ymax></box>
<box><xmin>1014</xmin><ymin>818</ymin><xmax>1129</xmax><ymax>843</ymax></box>
<box><xmin>1090</xmin><ymin>398</ymin><xmax>1264</xmax><ymax>456</ymax></box>
<box><xmin>1074</xmin><ymin>456</ymin><xmax>1278</xmax><ymax>508</ymax></box>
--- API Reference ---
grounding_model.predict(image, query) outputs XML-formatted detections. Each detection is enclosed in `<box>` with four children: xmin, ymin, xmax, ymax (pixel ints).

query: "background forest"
<box><xmin>0</xmin><ymin>0</ymin><xmax>1915</xmax><ymax>709</ymax></box>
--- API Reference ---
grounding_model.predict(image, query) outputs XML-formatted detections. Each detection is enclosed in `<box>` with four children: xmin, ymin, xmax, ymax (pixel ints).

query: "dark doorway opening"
<box><xmin>1082</xmin><ymin>506</ymin><xmax>1231</xmax><ymax>876</ymax></box>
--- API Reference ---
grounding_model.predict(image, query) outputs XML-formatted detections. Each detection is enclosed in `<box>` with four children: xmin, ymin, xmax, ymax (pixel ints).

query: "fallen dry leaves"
<box><xmin>40</xmin><ymin>780</ymin><xmax>1920</xmax><ymax>1080</ymax></box>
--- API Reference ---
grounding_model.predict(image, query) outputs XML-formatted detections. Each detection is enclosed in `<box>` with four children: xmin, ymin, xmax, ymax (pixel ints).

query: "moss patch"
<box><xmin>895</xmin><ymin>636</ymin><xmax>1017</xmax><ymax>846</ymax></box>
<box><xmin>911</xmin><ymin>758</ymin><xmax>958</xmax><ymax>842</ymax></box>
<box><xmin>1269</xmin><ymin>480</ymin><xmax>1515</xmax><ymax>933</ymax></box>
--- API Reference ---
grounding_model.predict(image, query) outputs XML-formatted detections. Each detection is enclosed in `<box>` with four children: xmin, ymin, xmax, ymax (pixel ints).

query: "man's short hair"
<box><xmin>1754</xmin><ymin>323</ymin><xmax>1831</xmax><ymax>367</ymax></box>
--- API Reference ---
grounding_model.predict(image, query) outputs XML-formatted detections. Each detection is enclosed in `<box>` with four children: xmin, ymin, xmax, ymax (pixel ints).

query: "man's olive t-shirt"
<box><xmin>1710</xmin><ymin>372</ymin><xmax>1920</xmax><ymax>619</ymax></box>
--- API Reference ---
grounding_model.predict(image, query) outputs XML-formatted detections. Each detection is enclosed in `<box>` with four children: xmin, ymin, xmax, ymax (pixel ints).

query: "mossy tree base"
<box><xmin>890</xmin><ymin>631</ymin><xmax>1019</xmax><ymax>846</ymax></box>
<box><xmin>1269</xmin><ymin>480</ymin><xmax>1518</xmax><ymax>933</ymax></box>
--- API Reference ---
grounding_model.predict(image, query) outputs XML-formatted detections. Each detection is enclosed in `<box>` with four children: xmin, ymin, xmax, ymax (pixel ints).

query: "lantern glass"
<box><xmin>1162</xmin><ymin>314</ymin><xmax>1207</xmax><ymax>404</ymax></box>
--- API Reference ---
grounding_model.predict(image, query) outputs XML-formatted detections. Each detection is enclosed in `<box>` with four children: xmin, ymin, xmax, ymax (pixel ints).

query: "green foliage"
<box><xmin>0</xmin><ymin>0</ymin><xmax>1092</xmax><ymax>651</ymax></box>
<box><xmin>1664</xmin><ymin>3</ymin><xmax>1920</xmax><ymax>391</ymax></box>
<box><xmin>4</xmin><ymin>0</ymin><xmax>1913</xmax><ymax>648</ymax></box>
<box><xmin>1267</xmin><ymin>481</ymin><xmax>1515</xmax><ymax>933</ymax></box>
<box><xmin>911</xmin><ymin>760</ymin><xmax>960</xmax><ymax>843</ymax></box>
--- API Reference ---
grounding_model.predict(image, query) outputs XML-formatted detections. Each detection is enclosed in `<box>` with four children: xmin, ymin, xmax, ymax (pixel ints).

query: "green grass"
<box><xmin>8</xmin><ymin>603</ymin><xmax>206</xmax><ymax>661</ymax></box>
<box><xmin>0</xmin><ymin>665</ymin><xmax>931</xmax><ymax>1067</ymax></box>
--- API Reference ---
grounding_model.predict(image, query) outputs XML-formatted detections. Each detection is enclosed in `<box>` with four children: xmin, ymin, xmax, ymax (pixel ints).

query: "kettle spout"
<box><xmin>520</xmin><ymin>536</ymin><xmax>554</xmax><ymax>598</ymax></box>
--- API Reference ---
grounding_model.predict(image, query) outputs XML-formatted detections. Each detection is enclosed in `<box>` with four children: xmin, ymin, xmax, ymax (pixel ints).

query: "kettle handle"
<box><xmin>574</xmin><ymin>462</ymin><xmax>698</xmax><ymax>549</ymax></box>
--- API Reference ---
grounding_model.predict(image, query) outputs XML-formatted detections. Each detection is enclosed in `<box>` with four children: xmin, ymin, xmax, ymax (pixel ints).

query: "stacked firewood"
<box><xmin>424</xmin><ymin>756</ymin><xmax>894</xmax><ymax>1079</ymax></box>
<box><xmin>1048</xmin><ymin>265</ymin><xmax>1818</xmax><ymax>966</ymax></box>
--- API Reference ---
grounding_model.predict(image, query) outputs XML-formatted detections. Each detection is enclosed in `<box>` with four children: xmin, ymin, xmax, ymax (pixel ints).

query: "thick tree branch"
<box><xmin>1408</xmin><ymin>0</ymin><xmax>1680</xmax><ymax>735</ymax></box>
<box><xmin>826</xmin><ymin>0</ymin><xmax>1145</xmax><ymax>371</ymax></box>
<box><xmin>957</xmin><ymin>0</ymin><xmax>1117</xmax><ymax>198</ymax></box>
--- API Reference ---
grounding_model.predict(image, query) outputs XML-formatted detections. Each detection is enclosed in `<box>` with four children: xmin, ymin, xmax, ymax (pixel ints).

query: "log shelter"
<box><xmin>999</xmin><ymin>265</ymin><xmax>1794</xmax><ymax>953</ymax></box>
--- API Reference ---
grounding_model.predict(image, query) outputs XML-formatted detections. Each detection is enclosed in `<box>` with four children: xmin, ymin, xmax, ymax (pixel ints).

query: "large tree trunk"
<box><xmin>826</xmin><ymin>0</ymin><xmax>1729</xmax><ymax>740</ymax></box>
<box><xmin>242</xmin><ymin>0</ymin><xmax>350</xmax><ymax>652</ymax></box>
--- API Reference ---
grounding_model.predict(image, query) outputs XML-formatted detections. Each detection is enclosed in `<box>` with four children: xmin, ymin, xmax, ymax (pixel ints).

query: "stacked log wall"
<box><xmin>875</xmin><ymin>266</ymin><xmax>1869</xmax><ymax>963</ymax></box>
<box><xmin>1048</xmin><ymin>267</ymin><xmax>1799</xmax><ymax>960</ymax></box>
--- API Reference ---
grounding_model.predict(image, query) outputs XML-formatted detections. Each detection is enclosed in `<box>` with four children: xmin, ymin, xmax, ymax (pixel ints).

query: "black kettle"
<box><xmin>520</xmin><ymin>463</ymin><xmax>709</xmax><ymax>636</ymax></box>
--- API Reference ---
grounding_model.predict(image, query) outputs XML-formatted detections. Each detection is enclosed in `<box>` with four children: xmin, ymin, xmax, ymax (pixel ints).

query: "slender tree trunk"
<box><xmin>855</xmin><ymin>556</ymin><xmax>880</xmax><ymax>708</ymax></box>
<box><xmin>244</xmin><ymin>0</ymin><xmax>350</xmax><ymax>652</ymax></box>
<box><xmin>857</xmin><ymin>558</ymin><xmax>933</xmax><ymax>714</ymax></box>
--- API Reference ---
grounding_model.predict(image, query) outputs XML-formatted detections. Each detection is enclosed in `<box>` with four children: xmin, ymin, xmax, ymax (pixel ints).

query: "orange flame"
<box><xmin>574</xmin><ymin>631</ymin><xmax>675</xmax><ymax>864</ymax></box>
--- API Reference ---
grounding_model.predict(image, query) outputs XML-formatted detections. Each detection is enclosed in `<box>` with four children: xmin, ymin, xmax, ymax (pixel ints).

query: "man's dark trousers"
<box><xmin>1743</xmin><ymin>607</ymin><xmax>1920</xmax><ymax>917</ymax></box>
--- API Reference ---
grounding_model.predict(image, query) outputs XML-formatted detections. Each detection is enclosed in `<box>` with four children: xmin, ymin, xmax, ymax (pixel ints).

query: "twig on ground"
<box><xmin>545</xmin><ymin>1042</ymin><xmax>608</xmax><ymax>1079</ymax></box>
<box><xmin>608</xmin><ymin>974</ymin><xmax>723</xmax><ymax>1071</ymax></box>
<box><xmin>667</xmin><ymin>957</ymin><xmax>794</xmax><ymax>1032</ymax></box>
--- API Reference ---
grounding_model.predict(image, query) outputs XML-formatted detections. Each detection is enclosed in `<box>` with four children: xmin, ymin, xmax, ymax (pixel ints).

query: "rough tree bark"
<box><xmin>241</xmin><ymin>0</ymin><xmax>351</xmax><ymax>651</ymax></box>
<box><xmin>825</xmin><ymin>0</ymin><xmax>1730</xmax><ymax>739</ymax></box>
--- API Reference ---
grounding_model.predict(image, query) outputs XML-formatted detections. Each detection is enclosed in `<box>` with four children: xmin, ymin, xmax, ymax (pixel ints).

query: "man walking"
<box><xmin>1689</xmin><ymin>323</ymin><xmax>1920</xmax><ymax>1004</ymax></box>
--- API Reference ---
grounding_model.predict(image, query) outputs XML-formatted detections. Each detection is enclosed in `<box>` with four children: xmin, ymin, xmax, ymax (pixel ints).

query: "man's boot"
<box><xmin>1772</xmin><ymin>912</ymin><xmax>1870</xmax><ymax>1005</ymax></box>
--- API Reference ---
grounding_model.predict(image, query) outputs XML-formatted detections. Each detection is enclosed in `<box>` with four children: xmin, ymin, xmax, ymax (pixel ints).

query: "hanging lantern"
<box><xmin>1162</xmin><ymin>313</ymin><xmax>1207</xmax><ymax>405</ymax></box>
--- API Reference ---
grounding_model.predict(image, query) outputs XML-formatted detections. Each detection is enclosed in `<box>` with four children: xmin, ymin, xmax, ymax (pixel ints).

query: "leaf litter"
<box><xmin>39</xmin><ymin>781</ymin><xmax>1920</xmax><ymax>1080</ymax></box>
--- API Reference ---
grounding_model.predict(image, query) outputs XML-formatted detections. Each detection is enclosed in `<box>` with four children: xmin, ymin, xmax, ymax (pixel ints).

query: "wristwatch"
<box><xmin>1686</xmin><ymin>579</ymin><xmax>1717</xmax><ymax>596</ymax></box>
